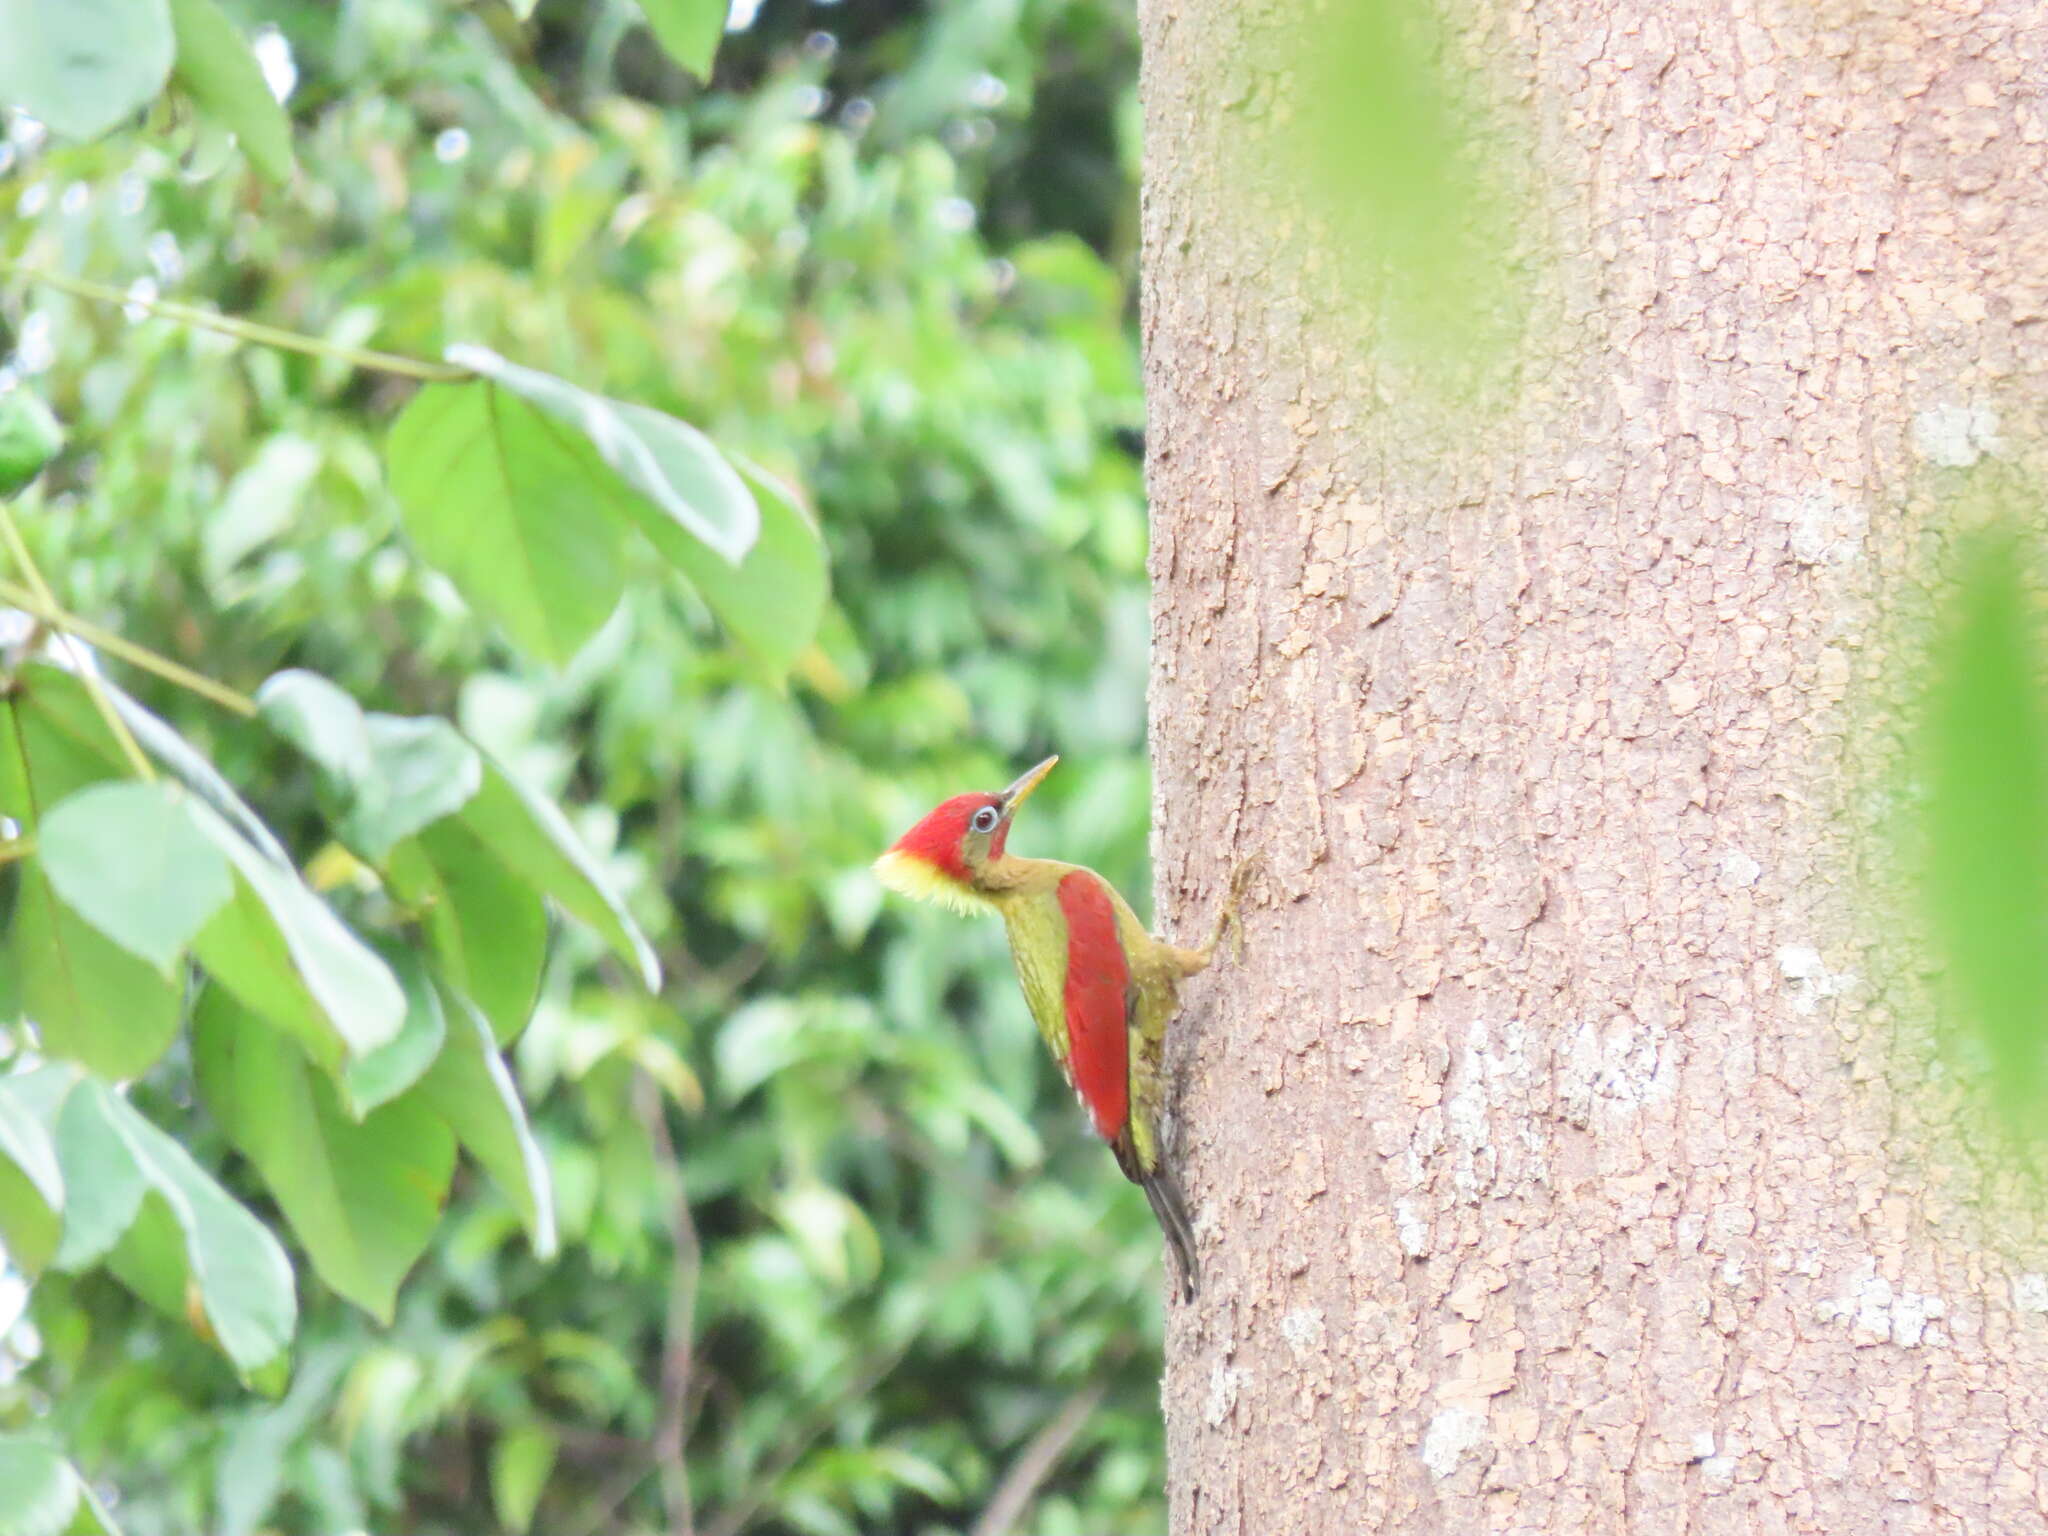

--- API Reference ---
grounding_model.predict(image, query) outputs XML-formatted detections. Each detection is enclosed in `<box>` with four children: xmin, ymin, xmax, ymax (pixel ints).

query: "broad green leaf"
<box><xmin>67</xmin><ymin>1076</ymin><xmax>297</xmax><ymax>1375</ymax></box>
<box><xmin>443</xmin><ymin>348</ymin><xmax>759</xmax><ymax>565</ymax></box>
<box><xmin>50</xmin><ymin>1073</ymin><xmax>147</xmax><ymax>1269</ymax></box>
<box><xmin>631</xmin><ymin>455</ymin><xmax>826</xmax><ymax>675</ymax></box>
<box><xmin>168</xmin><ymin>0</ymin><xmax>294</xmax><ymax>183</ymax></box>
<box><xmin>1</xmin><ymin>670</ymin><xmax>182</xmax><ymax>1078</ymax></box>
<box><xmin>114</xmin><ymin>689</ymin><xmax>295</xmax><ymax>866</ymax></box>
<box><xmin>194</xmin><ymin>989</ymin><xmax>454</xmax><ymax>1323</ymax></box>
<box><xmin>38</xmin><ymin>781</ymin><xmax>233</xmax><ymax>973</ymax></box>
<box><xmin>203</xmin><ymin>433</ymin><xmax>322</xmax><ymax>580</ymax></box>
<box><xmin>343</xmin><ymin>949</ymin><xmax>447</xmax><ymax>1115</ymax></box>
<box><xmin>333</xmin><ymin>709</ymin><xmax>480</xmax><ymax>855</ymax></box>
<box><xmin>1266</xmin><ymin>0</ymin><xmax>1525</xmax><ymax>372</ymax></box>
<box><xmin>257</xmin><ymin>670</ymin><xmax>482</xmax><ymax>858</ymax></box>
<box><xmin>460</xmin><ymin>757</ymin><xmax>659</xmax><ymax>990</ymax></box>
<box><xmin>386</xmin><ymin>383</ymin><xmax>628</xmax><ymax>665</ymax></box>
<box><xmin>189</xmin><ymin>797</ymin><xmax>406</xmax><ymax>1073</ymax></box>
<box><xmin>0</xmin><ymin>1435</ymin><xmax>123</xmax><ymax>1536</ymax></box>
<box><xmin>638</xmin><ymin>0</ymin><xmax>725</xmax><ymax>80</ymax></box>
<box><xmin>489</xmin><ymin>1424</ymin><xmax>558</xmax><ymax>1535</ymax></box>
<box><xmin>256</xmin><ymin>670</ymin><xmax>373</xmax><ymax>783</ymax></box>
<box><xmin>0</xmin><ymin>1071</ymin><xmax>64</xmax><ymax>1274</ymax></box>
<box><xmin>0</xmin><ymin>1154</ymin><xmax>58</xmax><ymax>1274</ymax></box>
<box><xmin>9</xmin><ymin>878</ymin><xmax>182</xmax><ymax>1079</ymax></box>
<box><xmin>0</xmin><ymin>390</ymin><xmax>64</xmax><ymax>496</ymax></box>
<box><xmin>416</xmin><ymin>985</ymin><xmax>555</xmax><ymax>1256</ymax></box>
<box><xmin>387</xmin><ymin>819</ymin><xmax>548</xmax><ymax>1044</ymax></box>
<box><xmin>1922</xmin><ymin>521</ymin><xmax>2048</xmax><ymax>1120</ymax></box>
<box><xmin>0</xmin><ymin>0</ymin><xmax>174</xmax><ymax>141</ymax></box>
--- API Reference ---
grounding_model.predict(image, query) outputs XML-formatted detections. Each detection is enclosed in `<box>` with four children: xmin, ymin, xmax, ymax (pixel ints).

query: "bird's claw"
<box><xmin>1207</xmin><ymin>854</ymin><xmax>1262</xmax><ymax>963</ymax></box>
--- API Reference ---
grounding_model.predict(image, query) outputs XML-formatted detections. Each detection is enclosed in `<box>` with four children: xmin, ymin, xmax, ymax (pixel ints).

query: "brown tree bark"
<box><xmin>1140</xmin><ymin>1</ymin><xmax>2048</xmax><ymax>1531</ymax></box>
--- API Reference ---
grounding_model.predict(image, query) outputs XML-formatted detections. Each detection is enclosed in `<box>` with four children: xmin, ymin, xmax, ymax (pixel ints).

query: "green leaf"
<box><xmin>257</xmin><ymin>670</ymin><xmax>482</xmax><ymax>859</ymax></box>
<box><xmin>0</xmin><ymin>1435</ymin><xmax>123</xmax><ymax>1536</ymax></box>
<box><xmin>488</xmin><ymin>1424</ymin><xmax>558</xmax><ymax>1535</ymax></box>
<box><xmin>460</xmin><ymin>757</ymin><xmax>659</xmax><ymax>990</ymax></box>
<box><xmin>167</xmin><ymin>0</ymin><xmax>294</xmax><ymax>183</ymax></box>
<box><xmin>387</xmin><ymin>819</ymin><xmax>547</xmax><ymax>1044</ymax></box>
<box><xmin>38</xmin><ymin>781</ymin><xmax>233</xmax><ymax>973</ymax></box>
<box><xmin>343</xmin><ymin>949</ymin><xmax>447</xmax><ymax>1115</ymax></box>
<box><xmin>632</xmin><ymin>454</ymin><xmax>826</xmax><ymax>675</ymax></box>
<box><xmin>386</xmin><ymin>383</ymin><xmax>628</xmax><ymax>665</ymax></box>
<box><xmin>0</xmin><ymin>390</ymin><xmax>65</xmax><ymax>496</ymax></box>
<box><xmin>189</xmin><ymin>797</ymin><xmax>406</xmax><ymax>1074</ymax></box>
<box><xmin>49</xmin><ymin>1073</ymin><xmax>147</xmax><ymax>1270</ymax></box>
<box><xmin>113</xmin><ymin>689</ymin><xmax>295</xmax><ymax>867</ymax></box>
<box><xmin>0</xmin><ymin>1081</ymin><xmax>65</xmax><ymax>1212</ymax></box>
<box><xmin>67</xmin><ymin>1075</ymin><xmax>297</xmax><ymax>1375</ymax></box>
<box><xmin>194</xmin><ymin>989</ymin><xmax>455</xmax><ymax>1323</ymax></box>
<box><xmin>415</xmin><ymin>985</ymin><xmax>555</xmax><ymax>1256</ymax></box>
<box><xmin>0</xmin><ymin>0</ymin><xmax>174</xmax><ymax>141</ymax></box>
<box><xmin>0</xmin><ymin>1071</ymin><xmax>65</xmax><ymax>1274</ymax></box>
<box><xmin>1922</xmin><ymin>519</ymin><xmax>2048</xmax><ymax>1120</ymax></box>
<box><xmin>1</xmin><ymin>669</ymin><xmax>182</xmax><ymax>1079</ymax></box>
<box><xmin>638</xmin><ymin>0</ymin><xmax>725</xmax><ymax>80</ymax></box>
<box><xmin>442</xmin><ymin>348</ymin><xmax>759</xmax><ymax>565</ymax></box>
<box><xmin>0</xmin><ymin>1153</ymin><xmax>59</xmax><ymax>1275</ymax></box>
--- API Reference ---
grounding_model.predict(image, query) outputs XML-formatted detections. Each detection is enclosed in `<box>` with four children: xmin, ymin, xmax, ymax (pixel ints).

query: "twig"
<box><xmin>0</xmin><ymin>577</ymin><xmax>257</xmax><ymax>716</ymax></box>
<box><xmin>0</xmin><ymin>838</ymin><xmax>35</xmax><ymax>864</ymax></box>
<box><xmin>0</xmin><ymin>504</ymin><xmax>153</xmax><ymax>779</ymax></box>
<box><xmin>2</xmin><ymin>264</ymin><xmax>474</xmax><ymax>382</ymax></box>
<box><xmin>637</xmin><ymin>1068</ymin><xmax>702</xmax><ymax>1536</ymax></box>
<box><xmin>971</xmin><ymin>1381</ymin><xmax>1108</xmax><ymax>1536</ymax></box>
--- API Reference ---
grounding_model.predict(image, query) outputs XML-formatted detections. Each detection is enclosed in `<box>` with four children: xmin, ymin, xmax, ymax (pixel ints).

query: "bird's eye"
<box><xmin>970</xmin><ymin>806</ymin><xmax>1000</xmax><ymax>834</ymax></box>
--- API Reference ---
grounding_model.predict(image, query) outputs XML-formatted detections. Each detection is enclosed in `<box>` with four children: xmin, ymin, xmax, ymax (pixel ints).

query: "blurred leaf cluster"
<box><xmin>0</xmin><ymin>0</ymin><xmax>1168</xmax><ymax>1531</ymax></box>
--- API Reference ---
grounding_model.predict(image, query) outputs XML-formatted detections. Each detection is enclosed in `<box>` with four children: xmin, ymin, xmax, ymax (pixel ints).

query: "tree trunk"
<box><xmin>1140</xmin><ymin>1</ymin><xmax>2048</xmax><ymax>1531</ymax></box>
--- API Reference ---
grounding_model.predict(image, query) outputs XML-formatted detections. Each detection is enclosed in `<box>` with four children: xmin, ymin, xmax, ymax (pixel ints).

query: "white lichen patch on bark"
<box><xmin>1815</xmin><ymin>1257</ymin><xmax>1948</xmax><ymax>1347</ymax></box>
<box><xmin>1910</xmin><ymin>402</ymin><xmax>2005</xmax><ymax>468</ymax></box>
<box><xmin>1776</xmin><ymin>944</ymin><xmax>1854</xmax><ymax>1016</ymax></box>
<box><xmin>1420</xmin><ymin>1407</ymin><xmax>1487</xmax><ymax>1480</ymax></box>
<box><xmin>1202</xmin><ymin>1360</ymin><xmax>1244</xmax><ymax>1429</ymax></box>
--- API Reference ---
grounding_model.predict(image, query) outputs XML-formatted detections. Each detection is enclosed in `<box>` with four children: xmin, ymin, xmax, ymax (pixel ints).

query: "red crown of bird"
<box><xmin>872</xmin><ymin>756</ymin><xmax>1058</xmax><ymax>910</ymax></box>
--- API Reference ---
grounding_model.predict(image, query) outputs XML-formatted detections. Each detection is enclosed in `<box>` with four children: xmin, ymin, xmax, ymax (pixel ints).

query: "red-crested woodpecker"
<box><xmin>875</xmin><ymin>756</ymin><xmax>1247</xmax><ymax>1300</ymax></box>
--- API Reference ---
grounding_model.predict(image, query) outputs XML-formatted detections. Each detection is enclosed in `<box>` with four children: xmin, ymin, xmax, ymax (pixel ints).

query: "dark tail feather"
<box><xmin>1139</xmin><ymin>1164</ymin><xmax>1200</xmax><ymax>1303</ymax></box>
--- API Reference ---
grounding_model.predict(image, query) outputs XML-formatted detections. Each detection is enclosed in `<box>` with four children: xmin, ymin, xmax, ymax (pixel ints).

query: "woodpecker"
<box><xmin>874</xmin><ymin>755</ymin><xmax>1247</xmax><ymax>1300</ymax></box>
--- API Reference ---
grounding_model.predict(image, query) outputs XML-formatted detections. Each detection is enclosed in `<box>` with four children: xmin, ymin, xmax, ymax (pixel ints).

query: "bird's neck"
<box><xmin>975</xmin><ymin>854</ymin><xmax>1068</xmax><ymax>904</ymax></box>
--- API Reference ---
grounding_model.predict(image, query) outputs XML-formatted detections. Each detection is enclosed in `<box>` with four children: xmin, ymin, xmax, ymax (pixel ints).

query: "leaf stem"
<box><xmin>0</xmin><ymin>578</ymin><xmax>258</xmax><ymax>717</ymax></box>
<box><xmin>1</xmin><ymin>264</ymin><xmax>475</xmax><ymax>383</ymax></box>
<box><xmin>0</xmin><ymin>505</ymin><xmax>155</xmax><ymax>780</ymax></box>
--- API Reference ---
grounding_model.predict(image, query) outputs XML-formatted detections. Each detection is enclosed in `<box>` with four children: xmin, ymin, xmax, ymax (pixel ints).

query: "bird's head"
<box><xmin>873</xmin><ymin>755</ymin><xmax>1058</xmax><ymax>912</ymax></box>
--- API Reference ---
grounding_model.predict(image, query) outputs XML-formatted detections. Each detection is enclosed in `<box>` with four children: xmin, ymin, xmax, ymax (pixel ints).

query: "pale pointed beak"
<box><xmin>998</xmin><ymin>755</ymin><xmax>1059</xmax><ymax>818</ymax></box>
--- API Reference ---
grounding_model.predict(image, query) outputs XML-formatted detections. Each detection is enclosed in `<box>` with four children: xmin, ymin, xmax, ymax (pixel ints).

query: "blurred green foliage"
<box><xmin>1919</xmin><ymin>496</ymin><xmax>2048</xmax><ymax>1129</ymax></box>
<box><xmin>0</xmin><ymin>0</ymin><xmax>1169</xmax><ymax>1531</ymax></box>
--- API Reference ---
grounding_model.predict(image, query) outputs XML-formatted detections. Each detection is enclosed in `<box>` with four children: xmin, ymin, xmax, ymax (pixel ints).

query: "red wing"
<box><xmin>1056</xmin><ymin>870</ymin><xmax>1131</xmax><ymax>1142</ymax></box>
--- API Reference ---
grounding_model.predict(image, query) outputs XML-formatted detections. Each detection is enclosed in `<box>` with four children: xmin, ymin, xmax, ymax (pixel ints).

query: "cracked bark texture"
<box><xmin>1141</xmin><ymin>0</ymin><xmax>2048</xmax><ymax>1531</ymax></box>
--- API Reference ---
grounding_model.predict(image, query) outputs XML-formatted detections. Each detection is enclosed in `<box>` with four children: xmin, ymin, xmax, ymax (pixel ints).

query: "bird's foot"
<box><xmin>1204</xmin><ymin>854</ymin><xmax>1262</xmax><ymax>964</ymax></box>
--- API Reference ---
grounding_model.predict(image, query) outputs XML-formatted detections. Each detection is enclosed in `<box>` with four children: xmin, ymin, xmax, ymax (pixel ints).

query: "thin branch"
<box><xmin>2</xmin><ymin>264</ymin><xmax>474</xmax><ymax>382</ymax></box>
<box><xmin>0</xmin><ymin>838</ymin><xmax>35</xmax><ymax>864</ymax></box>
<box><xmin>0</xmin><ymin>577</ymin><xmax>258</xmax><ymax>716</ymax></box>
<box><xmin>637</xmin><ymin>1068</ymin><xmax>703</xmax><ymax>1536</ymax></box>
<box><xmin>0</xmin><ymin>505</ymin><xmax>153</xmax><ymax>780</ymax></box>
<box><xmin>971</xmin><ymin>1381</ymin><xmax>1108</xmax><ymax>1536</ymax></box>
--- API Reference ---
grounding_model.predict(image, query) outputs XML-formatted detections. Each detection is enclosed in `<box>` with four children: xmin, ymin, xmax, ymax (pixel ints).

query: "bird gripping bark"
<box><xmin>874</xmin><ymin>755</ymin><xmax>1251</xmax><ymax>1300</ymax></box>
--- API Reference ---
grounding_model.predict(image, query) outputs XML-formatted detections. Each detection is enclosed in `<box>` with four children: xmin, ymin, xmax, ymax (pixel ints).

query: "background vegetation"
<box><xmin>0</xmin><ymin>1</ymin><xmax>1174</xmax><ymax>1532</ymax></box>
